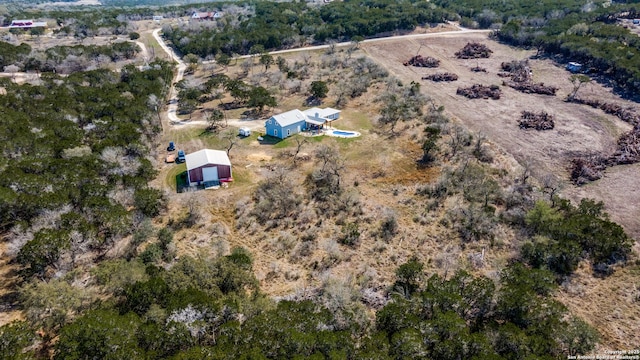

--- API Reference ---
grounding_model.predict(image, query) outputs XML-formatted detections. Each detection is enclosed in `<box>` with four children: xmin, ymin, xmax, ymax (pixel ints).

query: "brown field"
<box><xmin>3</xmin><ymin>26</ymin><xmax>634</xmax><ymax>347</ymax></box>
<box><xmin>362</xmin><ymin>32</ymin><xmax>640</xmax><ymax>240</ymax></box>
<box><xmin>362</xmin><ymin>33</ymin><xmax>640</xmax><ymax>348</ymax></box>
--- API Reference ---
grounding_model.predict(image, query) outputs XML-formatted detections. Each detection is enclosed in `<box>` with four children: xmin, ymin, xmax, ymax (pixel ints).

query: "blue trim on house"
<box><xmin>265</xmin><ymin>117</ymin><xmax>306</xmax><ymax>139</ymax></box>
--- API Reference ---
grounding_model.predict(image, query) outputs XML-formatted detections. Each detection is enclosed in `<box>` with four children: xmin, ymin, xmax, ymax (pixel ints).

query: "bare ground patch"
<box><xmin>558</xmin><ymin>263</ymin><xmax>640</xmax><ymax>351</ymax></box>
<box><xmin>363</xmin><ymin>33</ymin><xmax>638</xmax><ymax>238</ymax></box>
<box><xmin>364</xmin><ymin>33</ymin><xmax>640</xmax><ymax>348</ymax></box>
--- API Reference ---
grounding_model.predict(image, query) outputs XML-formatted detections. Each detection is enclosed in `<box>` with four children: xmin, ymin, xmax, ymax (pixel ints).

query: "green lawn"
<box><xmin>165</xmin><ymin>163</ymin><xmax>187</xmax><ymax>192</ymax></box>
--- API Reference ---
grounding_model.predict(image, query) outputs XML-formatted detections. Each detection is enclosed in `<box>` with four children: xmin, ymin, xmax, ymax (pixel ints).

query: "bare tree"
<box><xmin>541</xmin><ymin>173</ymin><xmax>563</xmax><ymax>207</ymax></box>
<box><xmin>326</xmin><ymin>40</ymin><xmax>337</xmax><ymax>55</ymax></box>
<box><xmin>519</xmin><ymin>158</ymin><xmax>533</xmax><ymax>185</ymax></box>
<box><xmin>448</xmin><ymin>125</ymin><xmax>470</xmax><ymax>158</ymax></box>
<box><xmin>568</xmin><ymin>74</ymin><xmax>591</xmax><ymax>100</ymax></box>
<box><xmin>223</xmin><ymin>130</ymin><xmax>238</xmax><ymax>156</ymax></box>
<box><xmin>147</xmin><ymin>94</ymin><xmax>161</xmax><ymax>123</ymax></box>
<box><xmin>292</xmin><ymin>137</ymin><xmax>309</xmax><ymax>165</ymax></box>
<box><xmin>301</xmin><ymin>52</ymin><xmax>312</xmax><ymax>67</ymax></box>
<box><xmin>240</xmin><ymin>59</ymin><xmax>252</xmax><ymax>77</ymax></box>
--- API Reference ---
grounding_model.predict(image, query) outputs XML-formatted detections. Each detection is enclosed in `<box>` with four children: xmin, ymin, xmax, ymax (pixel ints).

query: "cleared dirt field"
<box><xmin>364</xmin><ymin>33</ymin><xmax>640</xmax><ymax>349</ymax></box>
<box><xmin>363</xmin><ymin>32</ymin><xmax>640</xmax><ymax>240</ymax></box>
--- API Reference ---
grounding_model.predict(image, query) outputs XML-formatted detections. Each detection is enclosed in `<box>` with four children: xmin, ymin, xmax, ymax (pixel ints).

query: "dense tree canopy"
<box><xmin>0</xmin><ymin>62</ymin><xmax>172</xmax><ymax>279</ymax></box>
<box><xmin>164</xmin><ymin>0</ymin><xmax>454</xmax><ymax>57</ymax></box>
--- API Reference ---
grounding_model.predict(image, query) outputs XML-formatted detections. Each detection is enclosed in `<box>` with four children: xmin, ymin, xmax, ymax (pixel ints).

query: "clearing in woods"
<box><xmin>363</xmin><ymin>33</ymin><xmax>640</xmax><ymax>349</ymax></box>
<box><xmin>363</xmin><ymin>32</ymin><xmax>640</xmax><ymax>242</ymax></box>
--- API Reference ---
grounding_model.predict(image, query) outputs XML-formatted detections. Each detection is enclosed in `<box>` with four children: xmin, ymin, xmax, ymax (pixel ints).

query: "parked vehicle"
<box><xmin>239</xmin><ymin>127</ymin><xmax>251</xmax><ymax>137</ymax></box>
<box><xmin>176</xmin><ymin>150</ymin><xmax>186</xmax><ymax>163</ymax></box>
<box><xmin>566</xmin><ymin>62</ymin><xmax>583</xmax><ymax>73</ymax></box>
<box><xmin>165</xmin><ymin>154</ymin><xmax>176</xmax><ymax>163</ymax></box>
<box><xmin>167</xmin><ymin>141</ymin><xmax>175</xmax><ymax>151</ymax></box>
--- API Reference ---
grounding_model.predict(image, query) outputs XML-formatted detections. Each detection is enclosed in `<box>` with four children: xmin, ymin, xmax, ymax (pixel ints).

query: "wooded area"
<box><xmin>0</xmin><ymin>0</ymin><xmax>639</xmax><ymax>357</ymax></box>
<box><xmin>163</xmin><ymin>0</ymin><xmax>454</xmax><ymax>57</ymax></box>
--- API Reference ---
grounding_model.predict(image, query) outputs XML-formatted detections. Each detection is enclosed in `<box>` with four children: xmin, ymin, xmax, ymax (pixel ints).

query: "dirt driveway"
<box><xmin>363</xmin><ymin>33</ymin><xmax>640</xmax><ymax>240</ymax></box>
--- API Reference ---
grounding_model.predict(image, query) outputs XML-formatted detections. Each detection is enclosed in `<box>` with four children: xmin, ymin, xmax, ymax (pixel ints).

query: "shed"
<box><xmin>185</xmin><ymin>149</ymin><xmax>232</xmax><ymax>187</ymax></box>
<box><xmin>265</xmin><ymin>109</ymin><xmax>307</xmax><ymax>139</ymax></box>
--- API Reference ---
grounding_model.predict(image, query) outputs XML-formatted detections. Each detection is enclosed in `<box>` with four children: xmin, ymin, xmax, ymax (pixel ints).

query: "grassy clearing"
<box><xmin>341</xmin><ymin>109</ymin><xmax>373</xmax><ymax>131</ymax></box>
<box><xmin>165</xmin><ymin>163</ymin><xmax>187</xmax><ymax>191</ymax></box>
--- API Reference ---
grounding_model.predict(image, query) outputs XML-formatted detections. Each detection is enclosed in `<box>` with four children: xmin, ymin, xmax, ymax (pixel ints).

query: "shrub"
<box><xmin>339</xmin><ymin>222</ymin><xmax>360</xmax><ymax>246</ymax></box>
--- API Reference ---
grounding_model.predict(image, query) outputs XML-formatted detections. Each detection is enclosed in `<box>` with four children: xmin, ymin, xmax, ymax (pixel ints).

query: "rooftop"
<box><xmin>185</xmin><ymin>149</ymin><xmax>231</xmax><ymax>171</ymax></box>
<box><xmin>303</xmin><ymin>107</ymin><xmax>341</xmax><ymax>119</ymax></box>
<box><xmin>271</xmin><ymin>109</ymin><xmax>307</xmax><ymax>127</ymax></box>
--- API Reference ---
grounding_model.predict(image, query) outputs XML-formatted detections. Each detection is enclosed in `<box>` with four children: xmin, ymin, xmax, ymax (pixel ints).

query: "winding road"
<box><xmin>152</xmin><ymin>28</ymin><xmax>187</xmax><ymax>125</ymax></box>
<box><xmin>152</xmin><ymin>25</ymin><xmax>490</xmax><ymax>127</ymax></box>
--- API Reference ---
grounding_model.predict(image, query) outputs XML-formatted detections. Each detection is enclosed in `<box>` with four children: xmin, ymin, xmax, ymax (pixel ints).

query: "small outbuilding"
<box><xmin>185</xmin><ymin>149</ymin><xmax>232</xmax><ymax>188</ymax></box>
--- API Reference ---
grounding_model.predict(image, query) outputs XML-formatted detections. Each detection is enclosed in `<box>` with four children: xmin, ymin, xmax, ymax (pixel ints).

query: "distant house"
<box><xmin>9</xmin><ymin>19</ymin><xmax>47</xmax><ymax>29</ymax></box>
<box><xmin>185</xmin><ymin>149</ymin><xmax>232</xmax><ymax>188</ymax></box>
<box><xmin>191</xmin><ymin>11</ymin><xmax>222</xmax><ymax>20</ymax></box>
<box><xmin>265</xmin><ymin>107</ymin><xmax>342</xmax><ymax>139</ymax></box>
<box><xmin>152</xmin><ymin>15</ymin><xmax>164</xmax><ymax>21</ymax></box>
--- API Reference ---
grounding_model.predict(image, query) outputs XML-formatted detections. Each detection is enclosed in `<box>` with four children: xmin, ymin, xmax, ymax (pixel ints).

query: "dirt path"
<box><xmin>152</xmin><ymin>28</ymin><xmax>186</xmax><ymax>125</ymax></box>
<box><xmin>135</xmin><ymin>40</ymin><xmax>149</xmax><ymax>62</ymax></box>
<box><xmin>0</xmin><ymin>72</ymin><xmax>41</xmax><ymax>84</ymax></box>
<box><xmin>202</xmin><ymin>28</ymin><xmax>491</xmax><ymax>64</ymax></box>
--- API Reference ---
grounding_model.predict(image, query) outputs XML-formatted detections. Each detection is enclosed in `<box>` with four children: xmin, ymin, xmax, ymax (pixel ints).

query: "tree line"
<box><xmin>0</xmin><ymin>40</ymin><xmax>140</xmax><ymax>74</ymax></box>
<box><xmin>163</xmin><ymin>0</ymin><xmax>455</xmax><ymax>58</ymax></box>
<box><xmin>0</xmin><ymin>253</ymin><xmax>599</xmax><ymax>359</ymax></box>
<box><xmin>0</xmin><ymin>61</ymin><xmax>172</xmax><ymax>280</ymax></box>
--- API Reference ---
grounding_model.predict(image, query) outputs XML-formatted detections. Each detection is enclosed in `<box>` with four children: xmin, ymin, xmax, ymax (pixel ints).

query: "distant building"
<box><xmin>185</xmin><ymin>149</ymin><xmax>232</xmax><ymax>188</ymax></box>
<box><xmin>191</xmin><ymin>11</ymin><xmax>222</xmax><ymax>21</ymax></box>
<box><xmin>265</xmin><ymin>107</ymin><xmax>341</xmax><ymax>139</ymax></box>
<box><xmin>153</xmin><ymin>15</ymin><xmax>164</xmax><ymax>21</ymax></box>
<box><xmin>8</xmin><ymin>19</ymin><xmax>47</xmax><ymax>29</ymax></box>
<box><xmin>566</xmin><ymin>62</ymin><xmax>583</xmax><ymax>73</ymax></box>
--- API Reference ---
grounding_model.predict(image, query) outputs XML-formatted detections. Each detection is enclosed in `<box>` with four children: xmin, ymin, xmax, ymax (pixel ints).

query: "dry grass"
<box><xmin>155</xmin><ymin>32</ymin><xmax>640</xmax><ymax>349</ymax></box>
<box><xmin>0</xmin><ymin>242</ymin><xmax>23</xmax><ymax>326</ymax></box>
<box><xmin>558</xmin><ymin>262</ymin><xmax>640</xmax><ymax>351</ymax></box>
<box><xmin>362</xmin><ymin>33</ymin><xmax>639</xmax><ymax>239</ymax></box>
<box><xmin>151</xmin><ymin>36</ymin><xmax>524</xmax><ymax>299</ymax></box>
<box><xmin>362</xmin><ymin>33</ymin><xmax>640</xmax><ymax>348</ymax></box>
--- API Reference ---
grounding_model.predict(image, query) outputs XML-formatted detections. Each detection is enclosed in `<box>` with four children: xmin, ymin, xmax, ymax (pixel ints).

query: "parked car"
<box><xmin>167</xmin><ymin>141</ymin><xmax>175</xmax><ymax>151</ymax></box>
<box><xmin>165</xmin><ymin>154</ymin><xmax>176</xmax><ymax>163</ymax></box>
<box><xmin>566</xmin><ymin>62</ymin><xmax>583</xmax><ymax>73</ymax></box>
<box><xmin>176</xmin><ymin>150</ymin><xmax>185</xmax><ymax>163</ymax></box>
<box><xmin>239</xmin><ymin>127</ymin><xmax>251</xmax><ymax>137</ymax></box>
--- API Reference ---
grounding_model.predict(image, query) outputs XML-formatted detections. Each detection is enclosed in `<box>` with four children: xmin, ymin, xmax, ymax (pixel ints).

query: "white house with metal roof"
<box><xmin>265</xmin><ymin>107</ymin><xmax>341</xmax><ymax>139</ymax></box>
<box><xmin>185</xmin><ymin>149</ymin><xmax>232</xmax><ymax>188</ymax></box>
<box><xmin>191</xmin><ymin>11</ymin><xmax>222</xmax><ymax>20</ymax></box>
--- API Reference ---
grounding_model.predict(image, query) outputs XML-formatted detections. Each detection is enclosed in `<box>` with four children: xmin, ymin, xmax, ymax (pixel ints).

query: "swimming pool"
<box><xmin>327</xmin><ymin>129</ymin><xmax>361</xmax><ymax>138</ymax></box>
